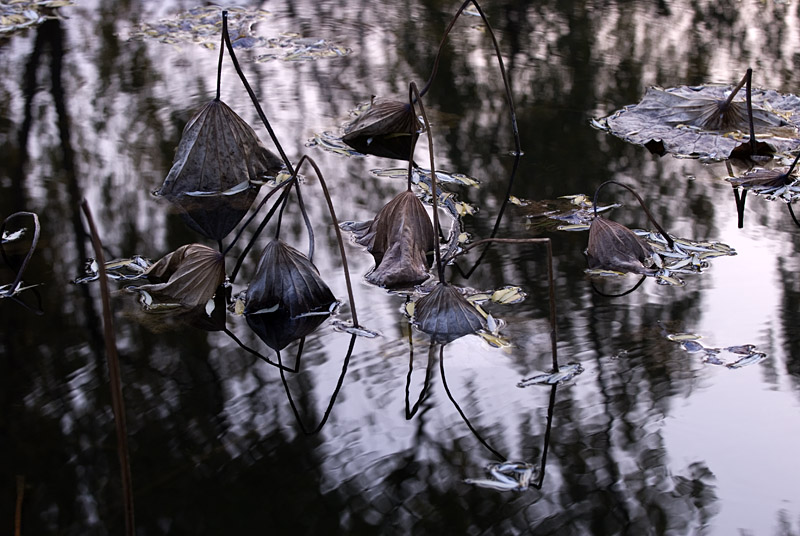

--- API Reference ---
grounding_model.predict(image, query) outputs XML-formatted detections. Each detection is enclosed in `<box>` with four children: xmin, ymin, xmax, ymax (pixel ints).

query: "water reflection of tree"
<box><xmin>10</xmin><ymin>0</ymin><xmax>800</xmax><ymax>532</ymax></box>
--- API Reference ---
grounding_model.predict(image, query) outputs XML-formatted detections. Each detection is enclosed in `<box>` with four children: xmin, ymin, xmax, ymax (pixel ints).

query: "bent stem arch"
<box><xmin>592</xmin><ymin>180</ymin><xmax>674</xmax><ymax>250</ymax></box>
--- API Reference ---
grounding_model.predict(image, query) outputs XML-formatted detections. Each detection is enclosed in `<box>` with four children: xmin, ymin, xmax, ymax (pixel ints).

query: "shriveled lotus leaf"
<box><xmin>342</xmin><ymin>98</ymin><xmax>422</xmax><ymax>160</ymax></box>
<box><xmin>413</xmin><ymin>283</ymin><xmax>485</xmax><ymax>343</ymax></box>
<box><xmin>594</xmin><ymin>85</ymin><xmax>800</xmax><ymax>160</ymax></box>
<box><xmin>352</xmin><ymin>190</ymin><xmax>435</xmax><ymax>287</ymax></box>
<box><xmin>244</xmin><ymin>239</ymin><xmax>335</xmax><ymax>319</ymax></box>
<box><xmin>0</xmin><ymin>1</ymin><xmax>74</xmax><ymax>36</ymax></box>
<box><xmin>158</xmin><ymin>99</ymin><xmax>282</xmax><ymax>197</ymax></box>
<box><xmin>727</xmin><ymin>166</ymin><xmax>795</xmax><ymax>189</ymax></box>
<box><xmin>586</xmin><ymin>217</ymin><xmax>654</xmax><ymax>275</ymax></box>
<box><xmin>136</xmin><ymin>243</ymin><xmax>226</xmax><ymax>307</ymax></box>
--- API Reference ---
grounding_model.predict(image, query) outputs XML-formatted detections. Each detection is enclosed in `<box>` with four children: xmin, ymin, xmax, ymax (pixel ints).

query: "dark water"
<box><xmin>2</xmin><ymin>1</ymin><xmax>800</xmax><ymax>534</ymax></box>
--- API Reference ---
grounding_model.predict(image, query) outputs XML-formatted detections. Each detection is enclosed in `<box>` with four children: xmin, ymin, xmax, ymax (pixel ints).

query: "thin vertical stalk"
<box><xmin>14</xmin><ymin>475</ymin><xmax>24</xmax><ymax>536</ymax></box>
<box><xmin>744</xmin><ymin>68</ymin><xmax>755</xmax><ymax>155</ymax></box>
<box><xmin>215</xmin><ymin>21</ymin><xmax>224</xmax><ymax>101</ymax></box>
<box><xmin>409</xmin><ymin>82</ymin><xmax>445</xmax><ymax>283</ymax></box>
<box><xmin>80</xmin><ymin>200</ymin><xmax>134</xmax><ymax>536</ymax></box>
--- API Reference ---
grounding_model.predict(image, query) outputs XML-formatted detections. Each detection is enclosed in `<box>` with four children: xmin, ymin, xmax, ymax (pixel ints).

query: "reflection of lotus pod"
<box><xmin>586</xmin><ymin>217</ymin><xmax>653</xmax><ymax>275</ymax></box>
<box><xmin>245</xmin><ymin>239</ymin><xmax>335</xmax><ymax>318</ymax></box>
<box><xmin>353</xmin><ymin>190</ymin><xmax>435</xmax><ymax>287</ymax></box>
<box><xmin>158</xmin><ymin>99</ymin><xmax>282</xmax><ymax>196</ymax></box>
<box><xmin>413</xmin><ymin>283</ymin><xmax>485</xmax><ymax>343</ymax></box>
<box><xmin>168</xmin><ymin>185</ymin><xmax>259</xmax><ymax>241</ymax></box>
<box><xmin>137</xmin><ymin>243</ymin><xmax>226</xmax><ymax>307</ymax></box>
<box><xmin>245</xmin><ymin>308</ymin><xmax>330</xmax><ymax>352</ymax></box>
<box><xmin>342</xmin><ymin>98</ymin><xmax>422</xmax><ymax>160</ymax></box>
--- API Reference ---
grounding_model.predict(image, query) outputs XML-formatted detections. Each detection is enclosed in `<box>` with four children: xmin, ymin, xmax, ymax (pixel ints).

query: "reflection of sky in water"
<box><xmin>3</xmin><ymin>0</ymin><xmax>800</xmax><ymax>534</ymax></box>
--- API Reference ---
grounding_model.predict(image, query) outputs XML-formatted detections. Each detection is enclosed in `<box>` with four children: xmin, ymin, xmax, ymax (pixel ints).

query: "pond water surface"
<box><xmin>2</xmin><ymin>0</ymin><xmax>800</xmax><ymax>535</ymax></box>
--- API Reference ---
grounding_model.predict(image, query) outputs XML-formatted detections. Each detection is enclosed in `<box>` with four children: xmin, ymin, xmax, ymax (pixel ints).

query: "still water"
<box><xmin>2</xmin><ymin>0</ymin><xmax>800</xmax><ymax>534</ymax></box>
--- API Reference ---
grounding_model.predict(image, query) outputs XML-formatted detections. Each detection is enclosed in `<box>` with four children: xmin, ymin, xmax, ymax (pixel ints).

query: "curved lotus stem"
<box><xmin>220</xmin><ymin>11</ymin><xmax>315</xmax><ymax>259</ymax></box>
<box><xmin>277</xmin><ymin>333</ymin><xmax>357</xmax><ymax>435</ymax></box>
<box><xmin>293</xmin><ymin>155</ymin><xmax>360</xmax><ymax>327</ymax></box>
<box><xmin>227</xmin><ymin>178</ymin><xmax>295</xmax><ymax>283</ymax></box>
<box><xmin>590</xmin><ymin>275</ymin><xmax>647</xmax><ymax>298</ymax></box>
<box><xmin>409</xmin><ymin>81</ymin><xmax>446</xmax><ymax>284</ymax></box>
<box><xmin>1</xmin><ymin>211</ymin><xmax>40</xmax><ymax>299</ymax></box>
<box><xmin>592</xmin><ymin>180</ymin><xmax>674</xmax><ymax>250</ymax></box>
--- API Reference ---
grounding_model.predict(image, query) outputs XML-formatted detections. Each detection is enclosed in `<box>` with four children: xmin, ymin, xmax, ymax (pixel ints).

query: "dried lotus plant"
<box><xmin>342</xmin><ymin>97</ymin><xmax>422</xmax><ymax>160</ymax></box>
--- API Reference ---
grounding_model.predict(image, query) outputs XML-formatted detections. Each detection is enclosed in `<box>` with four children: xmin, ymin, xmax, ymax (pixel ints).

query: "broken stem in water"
<box><xmin>80</xmin><ymin>200</ymin><xmax>135</xmax><ymax>536</ymax></box>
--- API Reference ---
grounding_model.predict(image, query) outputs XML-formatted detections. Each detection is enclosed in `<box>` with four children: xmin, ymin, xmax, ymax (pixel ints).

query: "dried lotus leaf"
<box><xmin>413</xmin><ymin>283</ymin><xmax>485</xmax><ymax>343</ymax></box>
<box><xmin>342</xmin><ymin>98</ymin><xmax>422</xmax><ymax>160</ymax></box>
<box><xmin>244</xmin><ymin>239</ymin><xmax>335</xmax><ymax>319</ymax></box>
<box><xmin>157</xmin><ymin>99</ymin><xmax>282</xmax><ymax>197</ymax></box>
<box><xmin>353</xmin><ymin>190</ymin><xmax>435</xmax><ymax>287</ymax></box>
<box><xmin>136</xmin><ymin>243</ymin><xmax>225</xmax><ymax>307</ymax></box>
<box><xmin>586</xmin><ymin>217</ymin><xmax>654</xmax><ymax>275</ymax></box>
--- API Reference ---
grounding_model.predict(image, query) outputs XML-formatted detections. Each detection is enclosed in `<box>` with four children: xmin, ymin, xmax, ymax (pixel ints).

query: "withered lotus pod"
<box><xmin>156</xmin><ymin>99</ymin><xmax>283</xmax><ymax>239</ymax></box>
<box><xmin>586</xmin><ymin>217</ymin><xmax>654</xmax><ymax>275</ymax></box>
<box><xmin>136</xmin><ymin>243</ymin><xmax>226</xmax><ymax>307</ymax></box>
<box><xmin>413</xmin><ymin>283</ymin><xmax>485</xmax><ymax>344</ymax></box>
<box><xmin>342</xmin><ymin>98</ymin><xmax>422</xmax><ymax>160</ymax></box>
<box><xmin>353</xmin><ymin>190</ymin><xmax>435</xmax><ymax>287</ymax></box>
<box><xmin>244</xmin><ymin>239</ymin><xmax>336</xmax><ymax>350</ymax></box>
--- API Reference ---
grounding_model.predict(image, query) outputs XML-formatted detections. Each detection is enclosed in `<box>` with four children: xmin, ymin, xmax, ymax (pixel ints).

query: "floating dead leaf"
<box><xmin>412</xmin><ymin>283</ymin><xmax>485</xmax><ymax>343</ymax></box>
<box><xmin>155</xmin><ymin>99</ymin><xmax>282</xmax><ymax>239</ymax></box>
<box><xmin>517</xmin><ymin>363</ymin><xmax>584</xmax><ymax>387</ymax></box>
<box><xmin>128</xmin><ymin>7</ymin><xmax>272</xmax><ymax>49</ymax></box>
<box><xmin>256</xmin><ymin>33</ymin><xmax>351</xmax><ymax>62</ymax></box>
<box><xmin>244</xmin><ymin>239</ymin><xmax>336</xmax><ymax>350</ymax></box>
<box><xmin>664</xmin><ymin>327</ymin><xmax>767</xmax><ymax>368</ymax></box>
<box><xmin>586</xmin><ymin>217</ymin><xmax>654</xmax><ymax>275</ymax></box>
<box><xmin>0</xmin><ymin>0</ymin><xmax>73</xmax><ymax>36</ymax></box>
<box><xmin>348</xmin><ymin>190</ymin><xmax>435</xmax><ymax>287</ymax></box>
<box><xmin>133</xmin><ymin>244</ymin><xmax>226</xmax><ymax>308</ymax></box>
<box><xmin>594</xmin><ymin>84</ymin><xmax>800</xmax><ymax>160</ymax></box>
<box><xmin>342</xmin><ymin>98</ymin><xmax>422</xmax><ymax>160</ymax></box>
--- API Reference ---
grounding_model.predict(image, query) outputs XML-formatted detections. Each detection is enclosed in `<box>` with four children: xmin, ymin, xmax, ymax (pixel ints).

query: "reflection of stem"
<box><xmin>80</xmin><ymin>201</ymin><xmax>135</xmax><ymax>536</ymax></box>
<box><xmin>1</xmin><ymin>212</ymin><xmax>40</xmax><ymax>298</ymax></box>
<box><xmin>533</xmin><ymin>384</ymin><xmax>557</xmax><ymax>490</ymax></box>
<box><xmin>590</xmin><ymin>274</ymin><xmax>647</xmax><ymax>298</ymax></box>
<box><xmin>733</xmin><ymin>187</ymin><xmax>747</xmax><ymax>229</ymax></box>
<box><xmin>409</xmin><ymin>82</ymin><xmax>445</xmax><ymax>284</ymax></box>
<box><xmin>439</xmin><ymin>344</ymin><xmax>505</xmax><ymax>460</ymax></box>
<box><xmin>787</xmin><ymin>202</ymin><xmax>800</xmax><ymax>229</ymax></box>
<box><xmin>405</xmin><ymin>330</ymin><xmax>434</xmax><ymax>419</ymax></box>
<box><xmin>222</xmin><ymin>327</ymin><xmax>299</xmax><ymax>372</ymax></box>
<box><xmin>278</xmin><ymin>333</ymin><xmax>358</xmax><ymax>434</ymax></box>
<box><xmin>593</xmin><ymin>180</ymin><xmax>674</xmax><ymax>250</ymax></box>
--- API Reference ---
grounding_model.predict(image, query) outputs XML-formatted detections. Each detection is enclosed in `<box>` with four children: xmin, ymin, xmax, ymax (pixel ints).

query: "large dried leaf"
<box><xmin>245</xmin><ymin>239</ymin><xmax>335</xmax><ymax>318</ymax></box>
<box><xmin>586</xmin><ymin>217</ymin><xmax>654</xmax><ymax>274</ymax></box>
<box><xmin>352</xmin><ymin>190</ymin><xmax>434</xmax><ymax>287</ymax></box>
<box><xmin>342</xmin><ymin>98</ymin><xmax>421</xmax><ymax>160</ymax></box>
<box><xmin>413</xmin><ymin>283</ymin><xmax>485</xmax><ymax>343</ymax></box>
<box><xmin>136</xmin><ymin>243</ymin><xmax>226</xmax><ymax>307</ymax></box>
<box><xmin>158</xmin><ymin>99</ymin><xmax>282</xmax><ymax>196</ymax></box>
<box><xmin>595</xmin><ymin>85</ymin><xmax>800</xmax><ymax>160</ymax></box>
<box><xmin>727</xmin><ymin>165</ymin><xmax>796</xmax><ymax>189</ymax></box>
